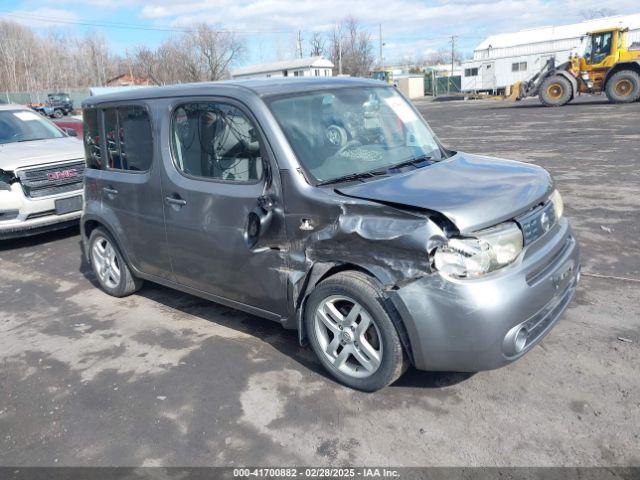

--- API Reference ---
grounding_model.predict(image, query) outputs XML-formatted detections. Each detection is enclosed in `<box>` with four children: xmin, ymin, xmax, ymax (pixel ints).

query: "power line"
<box><xmin>0</xmin><ymin>10</ymin><xmax>296</xmax><ymax>35</ymax></box>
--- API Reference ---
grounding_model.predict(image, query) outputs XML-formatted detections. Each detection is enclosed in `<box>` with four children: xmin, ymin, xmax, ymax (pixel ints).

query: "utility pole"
<box><xmin>449</xmin><ymin>35</ymin><xmax>458</xmax><ymax>94</ymax></box>
<box><xmin>126</xmin><ymin>48</ymin><xmax>134</xmax><ymax>82</ymax></box>
<box><xmin>338</xmin><ymin>40</ymin><xmax>343</xmax><ymax>75</ymax></box>
<box><xmin>297</xmin><ymin>30</ymin><xmax>303</xmax><ymax>59</ymax></box>
<box><xmin>450</xmin><ymin>35</ymin><xmax>457</xmax><ymax>76</ymax></box>
<box><xmin>379</xmin><ymin>24</ymin><xmax>384</xmax><ymax>71</ymax></box>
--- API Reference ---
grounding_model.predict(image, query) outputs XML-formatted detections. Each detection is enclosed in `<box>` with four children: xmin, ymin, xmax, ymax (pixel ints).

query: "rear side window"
<box><xmin>103</xmin><ymin>105</ymin><xmax>153</xmax><ymax>172</ymax></box>
<box><xmin>171</xmin><ymin>102</ymin><xmax>263</xmax><ymax>182</ymax></box>
<box><xmin>83</xmin><ymin>108</ymin><xmax>102</xmax><ymax>169</ymax></box>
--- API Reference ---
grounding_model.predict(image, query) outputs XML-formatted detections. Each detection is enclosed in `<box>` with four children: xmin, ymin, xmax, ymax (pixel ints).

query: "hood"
<box><xmin>0</xmin><ymin>137</ymin><xmax>84</xmax><ymax>171</ymax></box>
<box><xmin>336</xmin><ymin>152</ymin><xmax>552</xmax><ymax>233</ymax></box>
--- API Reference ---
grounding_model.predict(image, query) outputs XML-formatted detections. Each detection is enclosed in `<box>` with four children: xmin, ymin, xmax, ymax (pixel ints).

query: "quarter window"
<box><xmin>83</xmin><ymin>108</ymin><xmax>102</xmax><ymax>169</ymax></box>
<box><xmin>103</xmin><ymin>105</ymin><xmax>153</xmax><ymax>171</ymax></box>
<box><xmin>171</xmin><ymin>102</ymin><xmax>263</xmax><ymax>182</ymax></box>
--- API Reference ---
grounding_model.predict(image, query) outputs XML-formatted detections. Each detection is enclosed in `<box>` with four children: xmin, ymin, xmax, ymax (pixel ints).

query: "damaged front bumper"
<box><xmin>0</xmin><ymin>183</ymin><xmax>82</xmax><ymax>239</ymax></box>
<box><xmin>390</xmin><ymin>217</ymin><xmax>580</xmax><ymax>372</ymax></box>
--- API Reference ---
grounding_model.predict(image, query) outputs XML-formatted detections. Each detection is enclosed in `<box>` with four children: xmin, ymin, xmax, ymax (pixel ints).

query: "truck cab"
<box><xmin>576</xmin><ymin>27</ymin><xmax>640</xmax><ymax>100</ymax></box>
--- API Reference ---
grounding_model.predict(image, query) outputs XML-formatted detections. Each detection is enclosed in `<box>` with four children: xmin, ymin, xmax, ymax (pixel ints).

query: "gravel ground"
<box><xmin>0</xmin><ymin>95</ymin><xmax>638</xmax><ymax>467</ymax></box>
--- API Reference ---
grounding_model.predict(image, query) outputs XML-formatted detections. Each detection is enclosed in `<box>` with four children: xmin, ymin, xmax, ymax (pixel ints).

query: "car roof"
<box><xmin>83</xmin><ymin>77</ymin><xmax>387</xmax><ymax>107</ymax></box>
<box><xmin>0</xmin><ymin>103</ymin><xmax>30</xmax><ymax>111</ymax></box>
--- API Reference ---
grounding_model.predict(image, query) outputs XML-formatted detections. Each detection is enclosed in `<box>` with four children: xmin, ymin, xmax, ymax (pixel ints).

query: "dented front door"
<box><xmin>159</xmin><ymin>98</ymin><xmax>287</xmax><ymax>316</ymax></box>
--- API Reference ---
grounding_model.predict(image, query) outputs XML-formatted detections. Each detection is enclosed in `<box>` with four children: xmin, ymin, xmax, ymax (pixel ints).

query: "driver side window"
<box><xmin>171</xmin><ymin>102</ymin><xmax>263</xmax><ymax>182</ymax></box>
<box><xmin>592</xmin><ymin>32</ymin><xmax>612</xmax><ymax>63</ymax></box>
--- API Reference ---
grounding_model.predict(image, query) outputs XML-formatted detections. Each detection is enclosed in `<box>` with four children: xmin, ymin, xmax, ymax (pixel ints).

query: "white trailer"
<box><xmin>461</xmin><ymin>13</ymin><xmax>640</xmax><ymax>93</ymax></box>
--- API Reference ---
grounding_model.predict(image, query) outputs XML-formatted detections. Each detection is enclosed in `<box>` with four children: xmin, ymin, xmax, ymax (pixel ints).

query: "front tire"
<box><xmin>605</xmin><ymin>70</ymin><xmax>640</xmax><ymax>104</ymax></box>
<box><xmin>88</xmin><ymin>228</ymin><xmax>143</xmax><ymax>297</ymax></box>
<box><xmin>304</xmin><ymin>271</ymin><xmax>407</xmax><ymax>391</ymax></box>
<box><xmin>539</xmin><ymin>75</ymin><xmax>573</xmax><ymax>107</ymax></box>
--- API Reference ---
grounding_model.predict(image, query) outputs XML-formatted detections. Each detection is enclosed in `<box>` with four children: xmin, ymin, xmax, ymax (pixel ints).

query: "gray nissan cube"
<box><xmin>81</xmin><ymin>78</ymin><xmax>580</xmax><ymax>391</ymax></box>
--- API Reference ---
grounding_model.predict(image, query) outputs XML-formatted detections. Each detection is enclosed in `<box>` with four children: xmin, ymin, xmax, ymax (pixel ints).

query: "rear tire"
<box><xmin>539</xmin><ymin>75</ymin><xmax>573</xmax><ymax>107</ymax></box>
<box><xmin>304</xmin><ymin>271</ymin><xmax>408</xmax><ymax>391</ymax></box>
<box><xmin>605</xmin><ymin>70</ymin><xmax>640</xmax><ymax>104</ymax></box>
<box><xmin>88</xmin><ymin>227</ymin><xmax>143</xmax><ymax>297</ymax></box>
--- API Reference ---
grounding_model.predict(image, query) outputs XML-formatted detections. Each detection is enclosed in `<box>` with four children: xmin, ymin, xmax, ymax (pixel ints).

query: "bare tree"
<box><xmin>309</xmin><ymin>31</ymin><xmax>325</xmax><ymax>57</ymax></box>
<box><xmin>328</xmin><ymin>16</ymin><xmax>375</xmax><ymax>77</ymax></box>
<box><xmin>191</xmin><ymin>23</ymin><xmax>245</xmax><ymax>80</ymax></box>
<box><xmin>0</xmin><ymin>20</ymin><xmax>124</xmax><ymax>94</ymax></box>
<box><xmin>129</xmin><ymin>23</ymin><xmax>244</xmax><ymax>86</ymax></box>
<box><xmin>0</xmin><ymin>18</ymin><xmax>244</xmax><ymax>95</ymax></box>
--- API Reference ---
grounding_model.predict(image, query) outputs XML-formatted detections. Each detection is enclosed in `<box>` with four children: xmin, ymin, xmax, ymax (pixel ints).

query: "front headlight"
<box><xmin>0</xmin><ymin>169</ymin><xmax>15</xmax><ymax>191</ymax></box>
<box><xmin>433</xmin><ymin>221</ymin><xmax>523</xmax><ymax>278</ymax></box>
<box><xmin>550</xmin><ymin>189</ymin><xmax>563</xmax><ymax>219</ymax></box>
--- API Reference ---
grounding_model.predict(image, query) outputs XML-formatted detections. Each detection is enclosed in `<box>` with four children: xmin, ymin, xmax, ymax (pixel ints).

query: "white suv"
<box><xmin>0</xmin><ymin>104</ymin><xmax>85</xmax><ymax>239</ymax></box>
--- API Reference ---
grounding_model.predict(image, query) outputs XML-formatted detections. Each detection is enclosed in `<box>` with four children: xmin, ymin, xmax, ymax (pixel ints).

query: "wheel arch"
<box><xmin>555</xmin><ymin>70</ymin><xmax>578</xmax><ymax>96</ymax></box>
<box><xmin>295</xmin><ymin>262</ymin><xmax>416</xmax><ymax>365</ymax></box>
<box><xmin>603</xmin><ymin>61</ymin><xmax>640</xmax><ymax>88</ymax></box>
<box><xmin>81</xmin><ymin>216</ymin><xmax>138</xmax><ymax>274</ymax></box>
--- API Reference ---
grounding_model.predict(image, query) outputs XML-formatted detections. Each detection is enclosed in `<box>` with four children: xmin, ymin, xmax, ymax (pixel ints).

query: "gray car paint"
<box><xmin>336</xmin><ymin>152</ymin><xmax>553</xmax><ymax>233</ymax></box>
<box><xmin>81</xmin><ymin>77</ymin><xmax>580</xmax><ymax>372</ymax></box>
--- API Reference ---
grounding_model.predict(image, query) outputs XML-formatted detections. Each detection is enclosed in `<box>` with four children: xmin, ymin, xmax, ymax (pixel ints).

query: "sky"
<box><xmin>1</xmin><ymin>0</ymin><xmax>639</xmax><ymax>68</ymax></box>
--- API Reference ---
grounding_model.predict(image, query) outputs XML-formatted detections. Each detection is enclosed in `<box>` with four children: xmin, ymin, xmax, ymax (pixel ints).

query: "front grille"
<box><xmin>17</xmin><ymin>160</ymin><xmax>85</xmax><ymax>198</ymax></box>
<box><xmin>516</xmin><ymin>201</ymin><xmax>556</xmax><ymax>246</ymax></box>
<box><xmin>521</xmin><ymin>279</ymin><xmax>576</xmax><ymax>349</ymax></box>
<box><xmin>526</xmin><ymin>236</ymin><xmax>573</xmax><ymax>286</ymax></box>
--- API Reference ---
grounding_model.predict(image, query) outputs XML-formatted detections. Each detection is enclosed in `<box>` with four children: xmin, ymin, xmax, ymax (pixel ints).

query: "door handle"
<box><xmin>165</xmin><ymin>196</ymin><xmax>187</xmax><ymax>207</ymax></box>
<box><xmin>103</xmin><ymin>187</ymin><xmax>118</xmax><ymax>195</ymax></box>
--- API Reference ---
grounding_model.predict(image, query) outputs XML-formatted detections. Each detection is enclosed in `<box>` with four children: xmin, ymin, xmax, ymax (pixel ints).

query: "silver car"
<box><xmin>0</xmin><ymin>104</ymin><xmax>85</xmax><ymax>239</ymax></box>
<box><xmin>80</xmin><ymin>78</ymin><xmax>580</xmax><ymax>391</ymax></box>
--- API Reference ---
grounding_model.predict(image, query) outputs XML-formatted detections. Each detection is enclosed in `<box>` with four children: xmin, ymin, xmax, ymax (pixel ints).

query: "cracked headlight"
<box><xmin>433</xmin><ymin>222</ymin><xmax>523</xmax><ymax>278</ymax></box>
<box><xmin>0</xmin><ymin>170</ymin><xmax>15</xmax><ymax>191</ymax></box>
<box><xmin>550</xmin><ymin>189</ymin><xmax>563</xmax><ymax>219</ymax></box>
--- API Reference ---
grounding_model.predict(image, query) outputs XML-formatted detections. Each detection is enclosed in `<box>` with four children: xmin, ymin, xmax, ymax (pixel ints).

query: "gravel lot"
<box><xmin>1</xmin><ymin>95</ymin><xmax>638</xmax><ymax>467</ymax></box>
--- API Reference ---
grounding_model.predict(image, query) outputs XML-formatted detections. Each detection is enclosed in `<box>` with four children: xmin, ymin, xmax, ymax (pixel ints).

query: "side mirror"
<box><xmin>64</xmin><ymin>128</ymin><xmax>78</xmax><ymax>137</ymax></box>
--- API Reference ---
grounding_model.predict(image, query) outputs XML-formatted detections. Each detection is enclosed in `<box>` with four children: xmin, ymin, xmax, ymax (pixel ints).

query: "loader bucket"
<box><xmin>506</xmin><ymin>81</ymin><xmax>524</xmax><ymax>101</ymax></box>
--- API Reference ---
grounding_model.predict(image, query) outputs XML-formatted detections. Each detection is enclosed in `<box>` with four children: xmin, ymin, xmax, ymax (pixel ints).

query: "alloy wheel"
<box><xmin>314</xmin><ymin>295</ymin><xmax>383</xmax><ymax>378</ymax></box>
<box><xmin>91</xmin><ymin>236</ymin><xmax>121</xmax><ymax>289</ymax></box>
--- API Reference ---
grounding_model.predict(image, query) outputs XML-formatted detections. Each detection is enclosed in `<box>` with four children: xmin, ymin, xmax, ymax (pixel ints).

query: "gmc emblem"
<box><xmin>47</xmin><ymin>169</ymin><xmax>78</xmax><ymax>181</ymax></box>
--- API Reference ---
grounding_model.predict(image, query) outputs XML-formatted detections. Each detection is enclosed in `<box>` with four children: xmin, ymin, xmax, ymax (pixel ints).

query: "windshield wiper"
<box><xmin>317</xmin><ymin>169</ymin><xmax>388</xmax><ymax>186</ymax></box>
<box><xmin>385</xmin><ymin>154</ymin><xmax>435</xmax><ymax>171</ymax></box>
<box><xmin>16</xmin><ymin>138</ymin><xmax>50</xmax><ymax>143</ymax></box>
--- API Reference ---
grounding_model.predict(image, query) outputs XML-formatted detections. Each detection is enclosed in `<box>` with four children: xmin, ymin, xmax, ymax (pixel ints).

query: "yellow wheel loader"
<box><xmin>517</xmin><ymin>27</ymin><xmax>640</xmax><ymax>106</ymax></box>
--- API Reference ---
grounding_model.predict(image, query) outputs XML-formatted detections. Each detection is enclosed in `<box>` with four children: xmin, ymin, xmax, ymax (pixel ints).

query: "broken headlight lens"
<box><xmin>0</xmin><ymin>170</ymin><xmax>15</xmax><ymax>191</ymax></box>
<box><xmin>550</xmin><ymin>189</ymin><xmax>563</xmax><ymax>219</ymax></box>
<box><xmin>433</xmin><ymin>222</ymin><xmax>523</xmax><ymax>278</ymax></box>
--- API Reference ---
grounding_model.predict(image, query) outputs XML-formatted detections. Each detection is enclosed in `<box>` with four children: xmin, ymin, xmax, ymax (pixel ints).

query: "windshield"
<box><xmin>0</xmin><ymin>110</ymin><xmax>65</xmax><ymax>144</ymax></box>
<box><xmin>583</xmin><ymin>32</ymin><xmax>613</xmax><ymax>64</ymax></box>
<box><xmin>266</xmin><ymin>87</ymin><xmax>445</xmax><ymax>183</ymax></box>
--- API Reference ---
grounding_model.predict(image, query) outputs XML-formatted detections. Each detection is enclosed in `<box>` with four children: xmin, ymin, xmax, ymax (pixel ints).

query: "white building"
<box><xmin>461</xmin><ymin>13</ymin><xmax>640</xmax><ymax>93</ymax></box>
<box><xmin>231</xmin><ymin>56</ymin><xmax>334</xmax><ymax>79</ymax></box>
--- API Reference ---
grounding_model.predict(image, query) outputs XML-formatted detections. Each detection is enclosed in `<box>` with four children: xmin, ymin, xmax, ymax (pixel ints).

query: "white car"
<box><xmin>0</xmin><ymin>104</ymin><xmax>85</xmax><ymax>239</ymax></box>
